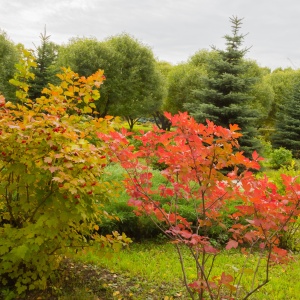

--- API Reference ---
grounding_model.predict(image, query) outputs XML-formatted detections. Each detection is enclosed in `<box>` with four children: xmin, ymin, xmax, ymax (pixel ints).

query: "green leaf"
<box><xmin>24</xmin><ymin>174</ymin><xmax>36</xmax><ymax>184</ymax></box>
<box><xmin>11</xmin><ymin>245</ymin><xmax>28</xmax><ymax>259</ymax></box>
<box><xmin>46</xmin><ymin>218</ymin><xmax>58</xmax><ymax>227</ymax></box>
<box><xmin>35</xmin><ymin>236</ymin><xmax>44</xmax><ymax>246</ymax></box>
<box><xmin>112</xmin><ymin>242</ymin><xmax>122</xmax><ymax>252</ymax></box>
<box><xmin>0</xmin><ymin>245</ymin><xmax>10</xmax><ymax>255</ymax></box>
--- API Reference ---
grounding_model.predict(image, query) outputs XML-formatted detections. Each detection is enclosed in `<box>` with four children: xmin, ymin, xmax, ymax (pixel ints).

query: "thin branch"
<box><xmin>28</xmin><ymin>183</ymin><xmax>57</xmax><ymax>223</ymax></box>
<box><xmin>175</xmin><ymin>243</ymin><xmax>195</xmax><ymax>300</ymax></box>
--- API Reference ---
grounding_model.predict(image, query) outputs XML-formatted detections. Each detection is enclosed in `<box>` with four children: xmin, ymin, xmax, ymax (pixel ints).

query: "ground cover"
<box><xmin>83</xmin><ymin>242</ymin><xmax>300</xmax><ymax>300</ymax></box>
<box><xmin>16</xmin><ymin>241</ymin><xmax>299</xmax><ymax>299</ymax></box>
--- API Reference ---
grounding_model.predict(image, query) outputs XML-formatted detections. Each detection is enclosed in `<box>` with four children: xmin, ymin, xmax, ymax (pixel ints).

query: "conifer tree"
<box><xmin>271</xmin><ymin>81</ymin><xmax>300</xmax><ymax>158</ymax></box>
<box><xmin>29</xmin><ymin>28</ymin><xmax>59</xmax><ymax>99</ymax></box>
<box><xmin>185</xmin><ymin>17</ymin><xmax>260</xmax><ymax>157</ymax></box>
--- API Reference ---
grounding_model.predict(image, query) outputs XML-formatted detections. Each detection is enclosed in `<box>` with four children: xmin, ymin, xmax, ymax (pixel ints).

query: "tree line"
<box><xmin>0</xmin><ymin>17</ymin><xmax>300</xmax><ymax>157</ymax></box>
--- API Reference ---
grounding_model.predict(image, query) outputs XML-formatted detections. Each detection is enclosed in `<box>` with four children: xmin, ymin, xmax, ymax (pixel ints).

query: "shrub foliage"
<box><xmin>0</xmin><ymin>49</ymin><xmax>130</xmax><ymax>296</ymax></box>
<box><xmin>100</xmin><ymin>112</ymin><xmax>300</xmax><ymax>299</ymax></box>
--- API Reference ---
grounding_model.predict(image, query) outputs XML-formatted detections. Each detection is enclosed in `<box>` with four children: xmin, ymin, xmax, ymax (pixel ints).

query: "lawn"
<box><xmin>49</xmin><ymin>241</ymin><xmax>300</xmax><ymax>300</ymax></box>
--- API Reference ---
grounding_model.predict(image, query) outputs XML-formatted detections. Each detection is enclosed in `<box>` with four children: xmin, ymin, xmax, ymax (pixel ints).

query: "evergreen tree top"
<box><xmin>213</xmin><ymin>16</ymin><xmax>251</xmax><ymax>63</ymax></box>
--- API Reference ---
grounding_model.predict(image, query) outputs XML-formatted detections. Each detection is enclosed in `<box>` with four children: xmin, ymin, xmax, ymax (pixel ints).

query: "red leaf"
<box><xmin>180</xmin><ymin>230</ymin><xmax>193</xmax><ymax>239</ymax></box>
<box><xmin>225</xmin><ymin>239</ymin><xmax>239</xmax><ymax>250</ymax></box>
<box><xmin>272</xmin><ymin>246</ymin><xmax>288</xmax><ymax>257</ymax></box>
<box><xmin>252</xmin><ymin>150</ymin><xmax>264</xmax><ymax>161</ymax></box>
<box><xmin>259</xmin><ymin>242</ymin><xmax>266</xmax><ymax>249</ymax></box>
<box><xmin>220</xmin><ymin>272</ymin><xmax>234</xmax><ymax>284</ymax></box>
<box><xmin>204</xmin><ymin>244</ymin><xmax>219</xmax><ymax>254</ymax></box>
<box><xmin>244</xmin><ymin>231</ymin><xmax>257</xmax><ymax>243</ymax></box>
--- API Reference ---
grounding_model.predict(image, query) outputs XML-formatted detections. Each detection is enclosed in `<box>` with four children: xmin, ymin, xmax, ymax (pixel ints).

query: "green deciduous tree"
<box><xmin>105</xmin><ymin>33</ymin><xmax>165</xmax><ymax>129</ymax></box>
<box><xmin>242</xmin><ymin>60</ymin><xmax>274</xmax><ymax>130</ymax></box>
<box><xmin>57</xmin><ymin>37</ymin><xmax>120</xmax><ymax>117</ymax></box>
<box><xmin>0</xmin><ymin>30</ymin><xmax>19</xmax><ymax>102</ymax></box>
<box><xmin>188</xmin><ymin>49</ymin><xmax>219</xmax><ymax>68</ymax></box>
<box><xmin>185</xmin><ymin>17</ymin><xmax>260</xmax><ymax>157</ymax></box>
<box><xmin>264</xmin><ymin>68</ymin><xmax>300</xmax><ymax>138</ymax></box>
<box><xmin>164</xmin><ymin>63</ymin><xmax>206</xmax><ymax>114</ymax></box>
<box><xmin>159</xmin><ymin>50</ymin><xmax>218</xmax><ymax>131</ymax></box>
<box><xmin>57</xmin><ymin>34</ymin><xmax>165</xmax><ymax>129</ymax></box>
<box><xmin>152</xmin><ymin>61</ymin><xmax>173</xmax><ymax>130</ymax></box>
<box><xmin>164</xmin><ymin>50</ymin><xmax>218</xmax><ymax>115</ymax></box>
<box><xmin>156</xmin><ymin>60</ymin><xmax>173</xmax><ymax>78</ymax></box>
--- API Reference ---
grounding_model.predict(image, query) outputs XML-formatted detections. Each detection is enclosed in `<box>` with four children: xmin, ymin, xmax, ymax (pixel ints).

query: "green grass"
<box><xmin>121</xmin><ymin>122</ymin><xmax>153</xmax><ymax>133</ymax></box>
<box><xmin>7</xmin><ymin>241</ymin><xmax>300</xmax><ymax>299</ymax></box>
<box><xmin>73</xmin><ymin>242</ymin><xmax>300</xmax><ymax>300</ymax></box>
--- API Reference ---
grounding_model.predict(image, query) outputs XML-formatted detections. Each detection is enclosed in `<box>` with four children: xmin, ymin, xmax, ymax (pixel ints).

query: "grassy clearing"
<box><xmin>72</xmin><ymin>242</ymin><xmax>300</xmax><ymax>300</ymax></box>
<box><xmin>74</xmin><ymin>242</ymin><xmax>186</xmax><ymax>299</ymax></box>
<box><xmin>11</xmin><ymin>241</ymin><xmax>300</xmax><ymax>299</ymax></box>
<box><xmin>121</xmin><ymin>121</ymin><xmax>153</xmax><ymax>133</ymax></box>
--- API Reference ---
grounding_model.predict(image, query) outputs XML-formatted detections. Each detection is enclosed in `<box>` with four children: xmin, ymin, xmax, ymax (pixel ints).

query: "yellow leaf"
<box><xmin>83</xmin><ymin>94</ymin><xmax>90</xmax><ymax>104</ymax></box>
<box><xmin>64</xmin><ymin>91</ymin><xmax>73</xmax><ymax>97</ymax></box>
<box><xmin>83</xmin><ymin>106</ymin><xmax>93</xmax><ymax>114</ymax></box>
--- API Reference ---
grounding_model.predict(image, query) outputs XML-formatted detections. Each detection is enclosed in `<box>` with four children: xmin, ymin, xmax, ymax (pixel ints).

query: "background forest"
<box><xmin>1</xmin><ymin>17</ymin><xmax>300</xmax><ymax>158</ymax></box>
<box><xmin>1</xmin><ymin>17</ymin><xmax>300</xmax><ymax>300</ymax></box>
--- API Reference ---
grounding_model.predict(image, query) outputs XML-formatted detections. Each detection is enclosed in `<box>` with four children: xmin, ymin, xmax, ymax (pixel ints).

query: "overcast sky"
<box><xmin>1</xmin><ymin>0</ymin><xmax>300</xmax><ymax>70</ymax></box>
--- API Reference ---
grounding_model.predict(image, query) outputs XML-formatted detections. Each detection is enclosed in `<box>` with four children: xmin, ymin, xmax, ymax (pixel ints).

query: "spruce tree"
<box><xmin>271</xmin><ymin>81</ymin><xmax>300</xmax><ymax>158</ymax></box>
<box><xmin>29</xmin><ymin>28</ymin><xmax>59</xmax><ymax>99</ymax></box>
<box><xmin>185</xmin><ymin>16</ymin><xmax>260</xmax><ymax>157</ymax></box>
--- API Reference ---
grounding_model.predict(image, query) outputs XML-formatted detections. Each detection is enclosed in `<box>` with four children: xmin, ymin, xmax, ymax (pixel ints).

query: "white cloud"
<box><xmin>1</xmin><ymin>0</ymin><xmax>300</xmax><ymax>69</ymax></box>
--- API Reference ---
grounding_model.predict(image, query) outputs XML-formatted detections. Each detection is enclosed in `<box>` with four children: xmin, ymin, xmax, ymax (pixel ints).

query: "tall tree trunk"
<box><xmin>124</xmin><ymin>116</ymin><xmax>138</xmax><ymax>131</ymax></box>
